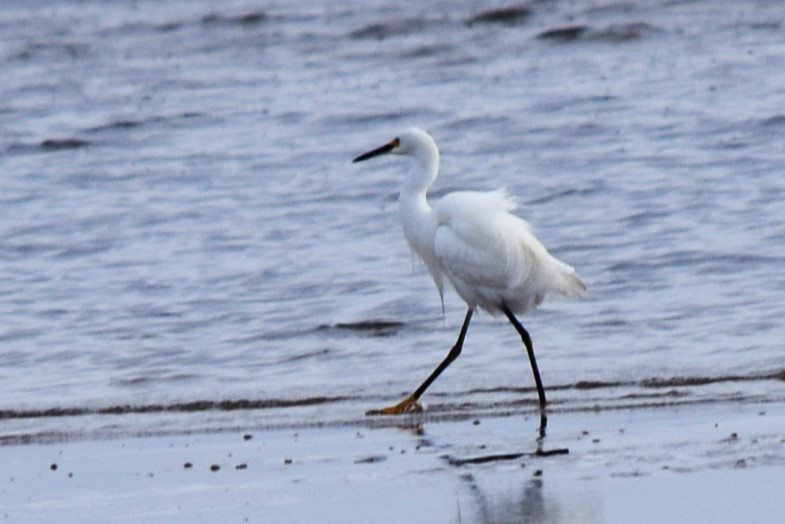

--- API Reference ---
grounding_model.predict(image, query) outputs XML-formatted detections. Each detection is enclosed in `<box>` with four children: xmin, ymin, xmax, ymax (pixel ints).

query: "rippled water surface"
<box><xmin>2</xmin><ymin>0</ymin><xmax>784</xmax><ymax>438</ymax></box>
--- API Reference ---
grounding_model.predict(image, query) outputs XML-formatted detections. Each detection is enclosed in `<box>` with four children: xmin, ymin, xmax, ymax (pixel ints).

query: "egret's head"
<box><xmin>353</xmin><ymin>127</ymin><xmax>437</xmax><ymax>163</ymax></box>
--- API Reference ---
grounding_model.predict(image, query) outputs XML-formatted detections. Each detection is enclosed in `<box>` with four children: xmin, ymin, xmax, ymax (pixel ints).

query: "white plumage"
<box><xmin>353</xmin><ymin>127</ymin><xmax>586</xmax><ymax>416</ymax></box>
<box><xmin>433</xmin><ymin>188</ymin><xmax>585</xmax><ymax>314</ymax></box>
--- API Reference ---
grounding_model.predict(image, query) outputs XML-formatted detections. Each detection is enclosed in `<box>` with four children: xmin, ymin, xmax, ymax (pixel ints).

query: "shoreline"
<box><xmin>2</xmin><ymin>398</ymin><xmax>784</xmax><ymax>523</ymax></box>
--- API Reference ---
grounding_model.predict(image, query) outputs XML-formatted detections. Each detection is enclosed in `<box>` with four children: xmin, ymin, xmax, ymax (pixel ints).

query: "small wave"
<box><xmin>1</xmin><ymin>369</ymin><xmax>781</xmax><ymax>445</ymax></box>
<box><xmin>7</xmin><ymin>369</ymin><xmax>772</xmax><ymax>420</ymax></box>
<box><xmin>274</xmin><ymin>348</ymin><xmax>331</xmax><ymax>365</ymax></box>
<box><xmin>760</xmin><ymin>114</ymin><xmax>785</xmax><ymax>127</ymax></box>
<box><xmin>201</xmin><ymin>11</ymin><xmax>266</xmax><ymax>27</ymax></box>
<box><xmin>96</xmin><ymin>10</ymin><xmax>266</xmax><ymax>38</ymax></box>
<box><xmin>466</xmin><ymin>6</ymin><xmax>532</xmax><ymax>27</ymax></box>
<box><xmin>0</xmin><ymin>395</ymin><xmax>349</xmax><ymax>423</ymax></box>
<box><xmin>640</xmin><ymin>371</ymin><xmax>785</xmax><ymax>388</ymax></box>
<box><xmin>325</xmin><ymin>319</ymin><xmax>405</xmax><ymax>337</ymax></box>
<box><xmin>54</xmin><ymin>239</ymin><xmax>115</xmax><ymax>259</ymax></box>
<box><xmin>39</xmin><ymin>138</ymin><xmax>90</xmax><ymax>151</ymax></box>
<box><xmin>537</xmin><ymin>24</ymin><xmax>587</xmax><ymax>42</ymax></box>
<box><xmin>9</xmin><ymin>41</ymin><xmax>90</xmax><ymax>62</ymax></box>
<box><xmin>399</xmin><ymin>43</ymin><xmax>453</xmax><ymax>58</ymax></box>
<box><xmin>528</xmin><ymin>185</ymin><xmax>602</xmax><ymax>205</ymax></box>
<box><xmin>460</xmin><ymin>369</ymin><xmax>785</xmax><ymax>397</ymax></box>
<box><xmin>350</xmin><ymin>18</ymin><xmax>428</xmax><ymax>40</ymax></box>
<box><xmin>593</xmin><ymin>22</ymin><xmax>655</xmax><ymax>42</ymax></box>
<box><xmin>538</xmin><ymin>22</ymin><xmax>655</xmax><ymax>43</ymax></box>
<box><xmin>748</xmin><ymin>21</ymin><xmax>782</xmax><ymax>31</ymax></box>
<box><xmin>86</xmin><ymin>119</ymin><xmax>143</xmax><ymax>133</ymax></box>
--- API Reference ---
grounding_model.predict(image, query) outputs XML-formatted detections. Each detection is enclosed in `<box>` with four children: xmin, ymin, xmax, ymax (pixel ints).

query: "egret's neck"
<box><xmin>398</xmin><ymin>165</ymin><xmax>436</xmax><ymax>253</ymax></box>
<box><xmin>398</xmin><ymin>142</ymin><xmax>439</xmax><ymax>250</ymax></box>
<box><xmin>399</xmin><ymin>185</ymin><xmax>430</xmax><ymax>219</ymax></box>
<box><xmin>401</xmin><ymin>148</ymin><xmax>439</xmax><ymax>196</ymax></box>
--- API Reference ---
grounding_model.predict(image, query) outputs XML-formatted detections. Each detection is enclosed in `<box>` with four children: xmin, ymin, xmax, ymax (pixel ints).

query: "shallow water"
<box><xmin>1</xmin><ymin>0</ymin><xmax>784</xmax><ymax>438</ymax></box>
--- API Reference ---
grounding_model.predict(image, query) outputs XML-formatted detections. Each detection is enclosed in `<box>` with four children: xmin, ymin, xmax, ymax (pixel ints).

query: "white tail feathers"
<box><xmin>553</xmin><ymin>262</ymin><xmax>588</xmax><ymax>299</ymax></box>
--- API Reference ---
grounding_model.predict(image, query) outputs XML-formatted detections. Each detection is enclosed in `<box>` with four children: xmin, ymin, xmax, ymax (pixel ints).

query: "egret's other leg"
<box><xmin>501</xmin><ymin>304</ymin><xmax>547</xmax><ymax>409</ymax></box>
<box><xmin>367</xmin><ymin>308</ymin><xmax>474</xmax><ymax>415</ymax></box>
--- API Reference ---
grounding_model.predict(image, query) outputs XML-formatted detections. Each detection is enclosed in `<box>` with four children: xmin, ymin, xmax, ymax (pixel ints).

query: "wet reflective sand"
<box><xmin>3</xmin><ymin>397</ymin><xmax>784</xmax><ymax>523</ymax></box>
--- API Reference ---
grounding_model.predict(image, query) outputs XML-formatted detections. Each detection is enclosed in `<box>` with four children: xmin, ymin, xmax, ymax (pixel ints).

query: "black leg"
<box><xmin>412</xmin><ymin>307</ymin><xmax>474</xmax><ymax>399</ymax></box>
<box><xmin>366</xmin><ymin>308</ymin><xmax>474</xmax><ymax>415</ymax></box>
<box><xmin>501</xmin><ymin>304</ymin><xmax>547</xmax><ymax>409</ymax></box>
<box><xmin>538</xmin><ymin>411</ymin><xmax>548</xmax><ymax>440</ymax></box>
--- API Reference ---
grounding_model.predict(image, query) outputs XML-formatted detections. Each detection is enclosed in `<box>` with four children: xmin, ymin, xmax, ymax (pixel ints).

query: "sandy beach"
<box><xmin>2</xmin><ymin>397</ymin><xmax>784</xmax><ymax>523</ymax></box>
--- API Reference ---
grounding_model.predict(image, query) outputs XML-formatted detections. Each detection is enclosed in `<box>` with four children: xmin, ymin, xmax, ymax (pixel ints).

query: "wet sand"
<box><xmin>2</xmin><ymin>399</ymin><xmax>784</xmax><ymax>523</ymax></box>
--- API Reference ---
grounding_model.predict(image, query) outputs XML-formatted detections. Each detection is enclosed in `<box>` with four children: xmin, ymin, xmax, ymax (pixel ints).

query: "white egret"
<box><xmin>353</xmin><ymin>128</ymin><xmax>586</xmax><ymax>415</ymax></box>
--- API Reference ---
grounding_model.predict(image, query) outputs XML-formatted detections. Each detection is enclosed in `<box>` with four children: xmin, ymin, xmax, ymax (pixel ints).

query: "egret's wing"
<box><xmin>434</xmin><ymin>190</ymin><xmax>586</xmax><ymax>307</ymax></box>
<box><xmin>434</xmin><ymin>190</ymin><xmax>534</xmax><ymax>290</ymax></box>
<box><xmin>433</xmin><ymin>223</ymin><xmax>511</xmax><ymax>291</ymax></box>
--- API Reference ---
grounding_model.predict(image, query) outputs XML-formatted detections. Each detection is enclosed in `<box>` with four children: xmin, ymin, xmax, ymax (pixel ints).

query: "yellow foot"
<box><xmin>366</xmin><ymin>394</ymin><xmax>423</xmax><ymax>416</ymax></box>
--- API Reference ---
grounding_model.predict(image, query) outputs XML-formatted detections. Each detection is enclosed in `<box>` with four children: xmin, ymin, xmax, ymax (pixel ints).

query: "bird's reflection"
<box><xmin>538</xmin><ymin>411</ymin><xmax>548</xmax><ymax>440</ymax></box>
<box><xmin>503</xmin><ymin>477</ymin><xmax>547</xmax><ymax>524</ymax></box>
<box><xmin>461</xmin><ymin>473</ymin><xmax>547</xmax><ymax>524</ymax></box>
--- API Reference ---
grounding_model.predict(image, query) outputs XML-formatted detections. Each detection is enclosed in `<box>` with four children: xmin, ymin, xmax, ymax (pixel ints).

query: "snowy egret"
<box><xmin>353</xmin><ymin>128</ymin><xmax>586</xmax><ymax>415</ymax></box>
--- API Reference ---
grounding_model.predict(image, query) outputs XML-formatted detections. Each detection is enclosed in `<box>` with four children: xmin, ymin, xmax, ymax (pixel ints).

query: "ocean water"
<box><xmin>1</xmin><ymin>0</ymin><xmax>784</xmax><ymax>439</ymax></box>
